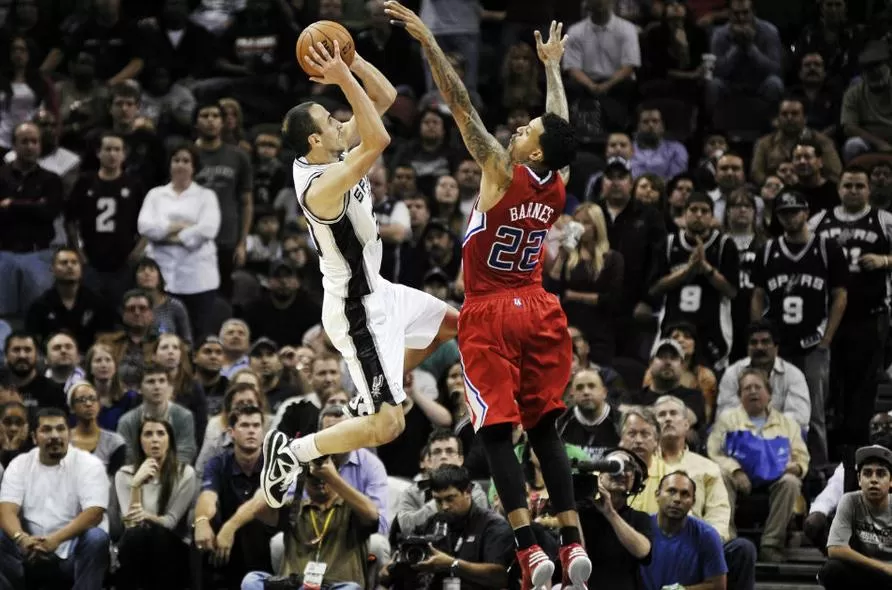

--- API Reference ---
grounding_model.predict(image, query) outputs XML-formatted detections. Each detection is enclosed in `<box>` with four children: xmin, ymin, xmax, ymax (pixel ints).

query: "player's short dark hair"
<box><xmin>429</xmin><ymin>464</ymin><xmax>472</xmax><ymax>493</ymax></box>
<box><xmin>658</xmin><ymin>470</ymin><xmax>698</xmax><ymax>496</ymax></box>
<box><xmin>109</xmin><ymin>82</ymin><xmax>140</xmax><ymax>103</ymax></box>
<box><xmin>746</xmin><ymin>319</ymin><xmax>778</xmax><ymax>343</ymax></box>
<box><xmin>427</xmin><ymin>428</ymin><xmax>463</xmax><ymax>456</ymax></box>
<box><xmin>4</xmin><ymin>330</ymin><xmax>36</xmax><ymax>357</ymax></box>
<box><xmin>684</xmin><ymin>191</ymin><xmax>714</xmax><ymax>211</ymax></box>
<box><xmin>792</xmin><ymin>138</ymin><xmax>823</xmax><ymax>158</ymax></box>
<box><xmin>842</xmin><ymin>164</ymin><xmax>870</xmax><ymax>178</ymax></box>
<box><xmin>169</xmin><ymin>142</ymin><xmax>201</xmax><ymax>172</ymax></box>
<box><xmin>282</xmin><ymin>102</ymin><xmax>321</xmax><ymax>157</ymax></box>
<box><xmin>539</xmin><ymin>113</ymin><xmax>577</xmax><ymax>172</ymax></box>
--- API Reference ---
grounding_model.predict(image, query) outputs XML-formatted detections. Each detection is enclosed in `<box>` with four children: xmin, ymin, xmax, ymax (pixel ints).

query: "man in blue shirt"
<box><xmin>641</xmin><ymin>471</ymin><xmax>728</xmax><ymax>590</ymax></box>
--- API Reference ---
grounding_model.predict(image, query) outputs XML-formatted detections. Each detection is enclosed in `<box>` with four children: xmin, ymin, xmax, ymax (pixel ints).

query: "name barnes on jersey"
<box><xmin>509</xmin><ymin>201</ymin><xmax>556</xmax><ymax>223</ymax></box>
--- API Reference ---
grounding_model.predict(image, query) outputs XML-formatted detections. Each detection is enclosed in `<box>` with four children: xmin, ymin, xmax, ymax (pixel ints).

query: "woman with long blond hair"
<box><xmin>548</xmin><ymin>203</ymin><xmax>625</xmax><ymax>365</ymax></box>
<box><xmin>85</xmin><ymin>343</ymin><xmax>139</xmax><ymax>431</ymax></box>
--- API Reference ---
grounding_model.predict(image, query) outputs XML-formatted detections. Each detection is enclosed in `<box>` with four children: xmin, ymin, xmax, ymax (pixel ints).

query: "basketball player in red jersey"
<box><xmin>386</xmin><ymin>4</ymin><xmax>589</xmax><ymax>589</ymax></box>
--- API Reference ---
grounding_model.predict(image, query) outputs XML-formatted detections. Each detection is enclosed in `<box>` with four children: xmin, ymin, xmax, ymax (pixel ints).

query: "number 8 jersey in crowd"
<box><xmin>459</xmin><ymin>165</ymin><xmax>572</xmax><ymax>433</ymax></box>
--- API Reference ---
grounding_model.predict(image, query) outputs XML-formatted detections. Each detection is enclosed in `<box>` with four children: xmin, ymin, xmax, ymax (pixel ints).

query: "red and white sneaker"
<box><xmin>560</xmin><ymin>543</ymin><xmax>591</xmax><ymax>590</ymax></box>
<box><xmin>516</xmin><ymin>544</ymin><xmax>554</xmax><ymax>590</ymax></box>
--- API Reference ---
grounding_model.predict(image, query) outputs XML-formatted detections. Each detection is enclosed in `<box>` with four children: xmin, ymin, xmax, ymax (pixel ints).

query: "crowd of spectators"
<box><xmin>0</xmin><ymin>0</ymin><xmax>889</xmax><ymax>588</ymax></box>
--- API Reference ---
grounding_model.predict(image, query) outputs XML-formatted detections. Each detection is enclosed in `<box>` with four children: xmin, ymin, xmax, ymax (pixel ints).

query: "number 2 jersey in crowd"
<box><xmin>752</xmin><ymin>233</ymin><xmax>848</xmax><ymax>358</ymax></box>
<box><xmin>809</xmin><ymin>206</ymin><xmax>892</xmax><ymax>318</ymax></box>
<box><xmin>459</xmin><ymin>165</ymin><xmax>572</xmax><ymax>432</ymax></box>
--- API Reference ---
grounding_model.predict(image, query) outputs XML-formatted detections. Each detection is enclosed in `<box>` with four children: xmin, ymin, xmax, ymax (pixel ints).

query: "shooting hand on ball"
<box><xmin>304</xmin><ymin>40</ymin><xmax>351</xmax><ymax>86</ymax></box>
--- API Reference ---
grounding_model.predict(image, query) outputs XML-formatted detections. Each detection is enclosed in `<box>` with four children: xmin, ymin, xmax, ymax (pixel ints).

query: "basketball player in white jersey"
<box><xmin>259</xmin><ymin>41</ymin><xmax>459</xmax><ymax>507</ymax></box>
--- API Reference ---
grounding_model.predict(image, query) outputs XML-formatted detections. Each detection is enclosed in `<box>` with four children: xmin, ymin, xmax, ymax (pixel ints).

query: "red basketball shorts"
<box><xmin>458</xmin><ymin>285</ymin><xmax>572</xmax><ymax>432</ymax></box>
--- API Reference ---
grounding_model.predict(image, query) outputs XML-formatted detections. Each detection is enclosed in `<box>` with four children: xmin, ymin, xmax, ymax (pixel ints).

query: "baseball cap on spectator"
<box><xmin>652</xmin><ymin>339</ymin><xmax>684</xmax><ymax>359</ymax></box>
<box><xmin>774</xmin><ymin>191</ymin><xmax>809</xmax><ymax>212</ymax></box>
<box><xmin>855</xmin><ymin>444</ymin><xmax>892</xmax><ymax>471</ymax></box>
<box><xmin>604</xmin><ymin>157</ymin><xmax>632</xmax><ymax>178</ymax></box>
<box><xmin>423</xmin><ymin>267</ymin><xmax>451</xmax><ymax>287</ymax></box>
<box><xmin>269</xmin><ymin>258</ymin><xmax>299</xmax><ymax>277</ymax></box>
<box><xmin>859</xmin><ymin>40</ymin><xmax>890</xmax><ymax>67</ymax></box>
<box><xmin>422</xmin><ymin>219</ymin><xmax>452</xmax><ymax>241</ymax></box>
<box><xmin>249</xmin><ymin>337</ymin><xmax>278</xmax><ymax>357</ymax></box>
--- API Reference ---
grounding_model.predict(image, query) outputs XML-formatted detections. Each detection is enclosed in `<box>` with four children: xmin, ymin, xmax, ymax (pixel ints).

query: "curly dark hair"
<box><xmin>539</xmin><ymin>113</ymin><xmax>577</xmax><ymax>171</ymax></box>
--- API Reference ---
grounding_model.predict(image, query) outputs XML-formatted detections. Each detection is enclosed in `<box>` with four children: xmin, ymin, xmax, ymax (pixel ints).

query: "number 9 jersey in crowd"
<box><xmin>459</xmin><ymin>165</ymin><xmax>572</xmax><ymax>433</ymax></box>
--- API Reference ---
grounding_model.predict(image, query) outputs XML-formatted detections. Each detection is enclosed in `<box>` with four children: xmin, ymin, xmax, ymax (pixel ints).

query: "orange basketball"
<box><xmin>296</xmin><ymin>21</ymin><xmax>356</xmax><ymax>78</ymax></box>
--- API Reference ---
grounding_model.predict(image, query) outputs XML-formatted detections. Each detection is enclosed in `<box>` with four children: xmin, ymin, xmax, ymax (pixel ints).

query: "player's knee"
<box><xmin>370</xmin><ymin>403</ymin><xmax>405</xmax><ymax>445</ymax></box>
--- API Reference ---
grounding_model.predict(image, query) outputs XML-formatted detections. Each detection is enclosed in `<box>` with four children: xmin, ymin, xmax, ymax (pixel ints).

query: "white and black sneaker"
<box><xmin>344</xmin><ymin>393</ymin><xmax>376</xmax><ymax>418</ymax></box>
<box><xmin>260</xmin><ymin>430</ymin><xmax>303</xmax><ymax>509</ymax></box>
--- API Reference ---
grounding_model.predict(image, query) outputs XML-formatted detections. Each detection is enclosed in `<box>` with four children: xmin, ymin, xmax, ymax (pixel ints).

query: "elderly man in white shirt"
<box><xmin>0</xmin><ymin>407</ymin><xmax>109</xmax><ymax>589</ymax></box>
<box><xmin>717</xmin><ymin>320</ymin><xmax>811</xmax><ymax>430</ymax></box>
<box><xmin>138</xmin><ymin>143</ymin><xmax>221</xmax><ymax>337</ymax></box>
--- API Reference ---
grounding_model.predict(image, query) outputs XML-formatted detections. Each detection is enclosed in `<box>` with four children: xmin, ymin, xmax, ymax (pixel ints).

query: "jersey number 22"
<box><xmin>487</xmin><ymin>226</ymin><xmax>547</xmax><ymax>273</ymax></box>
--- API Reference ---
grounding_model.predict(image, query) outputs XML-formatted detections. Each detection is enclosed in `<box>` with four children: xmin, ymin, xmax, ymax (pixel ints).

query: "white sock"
<box><xmin>289</xmin><ymin>433</ymin><xmax>322</xmax><ymax>463</ymax></box>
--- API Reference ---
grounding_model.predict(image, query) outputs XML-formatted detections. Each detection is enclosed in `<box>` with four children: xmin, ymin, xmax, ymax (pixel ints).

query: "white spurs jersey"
<box><xmin>293</xmin><ymin>156</ymin><xmax>382</xmax><ymax>299</ymax></box>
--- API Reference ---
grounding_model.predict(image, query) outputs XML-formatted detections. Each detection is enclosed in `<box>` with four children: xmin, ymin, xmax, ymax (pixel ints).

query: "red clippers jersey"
<box><xmin>462</xmin><ymin>165</ymin><xmax>566</xmax><ymax>296</ymax></box>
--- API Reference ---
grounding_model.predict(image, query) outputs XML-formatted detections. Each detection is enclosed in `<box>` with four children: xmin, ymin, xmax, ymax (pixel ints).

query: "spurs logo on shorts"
<box><xmin>370</xmin><ymin>374</ymin><xmax>385</xmax><ymax>401</ymax></box>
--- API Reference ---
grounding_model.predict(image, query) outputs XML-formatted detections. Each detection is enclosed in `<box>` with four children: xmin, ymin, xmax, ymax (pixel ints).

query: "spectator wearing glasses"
<box><xmin>394</xmin><ymin>429</ymin><xmax>489</xmax><ymax>534</ymax></box>
<box><xmin>707</xmin><ymin>368</ymin><xmax>810</xmax><ymax>562</ymax></box>
<box><xmin>97</xmin><ymin>289</ymin><xmax>158</xmax><ymax>382</ymax></box>
<box><xmin>717</xmin><ymin>321</ymin><xmax>811</xmax><ymax>432</ymax></box>
<box><xmin>67</xmin><ymin>381</ymin><xmax>126</xmax><ymax>477</ymax></box>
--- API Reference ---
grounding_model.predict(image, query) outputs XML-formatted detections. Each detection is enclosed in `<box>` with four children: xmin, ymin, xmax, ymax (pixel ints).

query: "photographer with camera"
<box><xmin>381</xmin><ymin>465</ymin><xmax>514</xmax><ymax>590</ymax></box>
<box><xmin>394</xmin><ymin>429</ymin><xmax>489</xmax><ymax>534</ymax></box>
<box><xmin>577</xmin><ymin>445</ymin><xmax>653</xmax><ymax>590</ymax></box>
<box><xmin>240</xmin><ymin>454</ymin><xmax>380</xmax><ymax>590</ymax></box>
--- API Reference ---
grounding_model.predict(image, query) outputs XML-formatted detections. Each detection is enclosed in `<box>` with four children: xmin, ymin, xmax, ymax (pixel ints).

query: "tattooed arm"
<box><xmin>420</xmin><ymin>40</ymin><xmax>512</xmax><ymax>188</ymax></box>
<box><xmin>385</xmin><ymin>1</ymin><xmax>512</xmax><ymax>196</ymax></box>
<box><xmin>537</xmin><ymin>23</ymin><xmax>571</xmax><ymax>183</ymax></box>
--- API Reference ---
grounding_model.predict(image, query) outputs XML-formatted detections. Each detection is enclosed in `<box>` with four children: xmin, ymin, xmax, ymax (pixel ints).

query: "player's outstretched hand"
<box><xmin>384</xmin><ymin>1</ymin><xmax>434</xmax><ymax>45</ymax></box>
<box><xmin>534</xmin><ymin>21</ymin><xmax>567</xmax><ymax>66</ymax></box>
<box><xmin>304</xmin><ymin>40</ymin><xmax>352</xmax><ymax>86</ymax></box>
